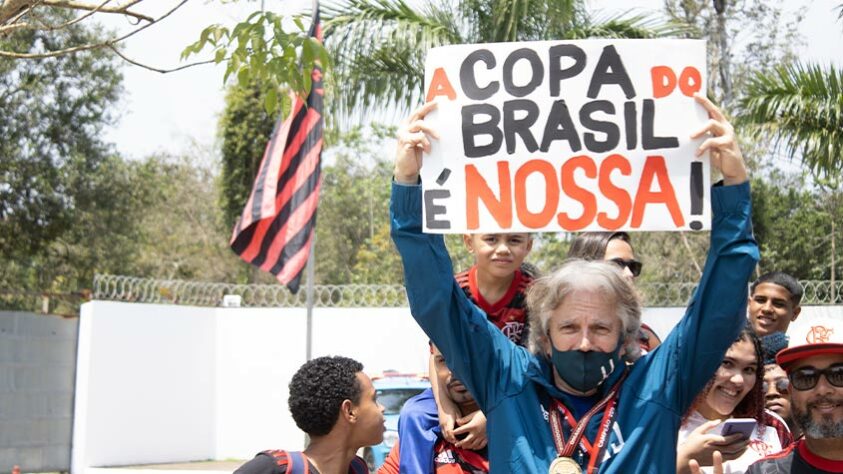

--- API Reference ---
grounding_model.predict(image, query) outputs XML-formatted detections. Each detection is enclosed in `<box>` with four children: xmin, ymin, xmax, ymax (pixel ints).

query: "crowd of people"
<box><xmin>234</xmin><ymin>95</ymin><xmax>843</xmax><ymax>474</ymax></box>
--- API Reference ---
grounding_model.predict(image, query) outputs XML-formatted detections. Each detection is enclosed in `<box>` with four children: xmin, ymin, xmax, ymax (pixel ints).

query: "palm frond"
<box><xmin>566</xmin><ymin>11</ymin><xmax>692</xmax><ymax>39</ymax></box>
<box><xmin>326</xmin><ymin>41</ymin><xmax>426</xmax><ymax>122</ymax></box>
<box><xmin>740</xmin><ymin>62</ymin><xmax>843</xmax><ymax>177</ymax></box>
<box><xmin>322</xmin><ymin>0</ymin><xmax>462</xmax><ymax>119</ymax></box>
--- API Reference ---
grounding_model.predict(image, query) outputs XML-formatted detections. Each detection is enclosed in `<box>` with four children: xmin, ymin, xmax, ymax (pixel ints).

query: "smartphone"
<box><xmin>718</xmin><ymin>418</ymin><xmax>757</xmax><ymax>440</ymax></box>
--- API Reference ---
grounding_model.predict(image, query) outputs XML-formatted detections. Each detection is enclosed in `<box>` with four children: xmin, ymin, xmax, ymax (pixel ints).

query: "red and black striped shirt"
<box><xmin>455</xmin><ymin>266</ymin><xmax>533</xmax><ymax>346</ymax></box>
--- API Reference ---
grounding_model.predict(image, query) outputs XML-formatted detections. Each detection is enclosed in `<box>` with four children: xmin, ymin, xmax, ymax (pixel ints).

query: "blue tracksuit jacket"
<box><xmin>390</xmin><ymin>180</ymin><xmax>759</xmax><ymax>473</ymax></box>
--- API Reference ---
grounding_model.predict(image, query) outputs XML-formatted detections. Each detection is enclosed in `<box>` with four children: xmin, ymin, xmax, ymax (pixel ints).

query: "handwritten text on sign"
<box><xmin>421</xmin><ymin>39</ymin><xmax>710</xmax><ymax>233</ymax></box>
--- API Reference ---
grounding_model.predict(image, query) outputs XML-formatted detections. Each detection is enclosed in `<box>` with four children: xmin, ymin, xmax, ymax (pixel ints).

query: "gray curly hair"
<box><xmin>526</xmin><ymin>259</ymin><xmax>643</xmax><ymax>362</ymax></box>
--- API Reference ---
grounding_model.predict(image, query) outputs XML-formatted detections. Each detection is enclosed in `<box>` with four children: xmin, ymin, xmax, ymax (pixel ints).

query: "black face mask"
<box><xmin>550</xmin><ymin>342</ymin><xmax>623</xmax><ymax>393</ymax></box>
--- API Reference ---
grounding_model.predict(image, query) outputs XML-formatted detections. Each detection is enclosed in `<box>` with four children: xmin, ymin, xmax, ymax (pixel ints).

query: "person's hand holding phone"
<box><xmin>677</xmin><ymin>420</ymin><xmax>750</xmax><ymax>473</ymax></box>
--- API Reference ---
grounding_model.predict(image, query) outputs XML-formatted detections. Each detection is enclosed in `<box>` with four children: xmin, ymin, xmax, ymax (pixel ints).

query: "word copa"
<box><xmin>425</xmin><ymin>154</ymin><xmax>687</xmax><ymax>231</ymax></box>
<box><xmin>426</xmin><ymin>44</ymin><xmax>702</xmax><ymax>158</ymax></box>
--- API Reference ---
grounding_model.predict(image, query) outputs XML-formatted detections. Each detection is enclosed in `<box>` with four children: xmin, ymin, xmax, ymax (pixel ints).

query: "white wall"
<box><xmin>214</xmin><ymin>307</ymin><xmax>308</xmax><ymax>460</ymax></box>
<box><xmin>72</xmin><ymin>303</ymin><xmax>216</xmax><ymax>474</ymax></box>
<box><xmin>72</xmin><ymin>301</ymin><xmax>843</xmax><ymax>474</ymax></box>
<box><xmin>73</xmin><ymin>302</ymin><xmax>430</xmax><ymax>473</ymax></box>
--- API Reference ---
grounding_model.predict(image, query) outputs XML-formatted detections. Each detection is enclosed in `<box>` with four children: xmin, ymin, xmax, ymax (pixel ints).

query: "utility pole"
<box><xmin>832</xmin><ymin>218</ymin><xmax>837</xmax><ymax>303</ymax></box>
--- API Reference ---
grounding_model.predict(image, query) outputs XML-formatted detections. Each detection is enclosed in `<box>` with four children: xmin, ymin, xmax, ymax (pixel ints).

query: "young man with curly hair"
<box><xmin>235</xmin><ymin>356</ymin><xmax>385</xmax><ymax>474</ymax></box>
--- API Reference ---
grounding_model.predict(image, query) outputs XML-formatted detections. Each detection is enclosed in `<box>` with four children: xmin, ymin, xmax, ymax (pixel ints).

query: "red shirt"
<box><xmin>378</xmin><ymin>440</ymin><xmax>489</xmax><ymax>474</ymax></box>
<box><xmin>455</xmin><ymin>266</ymin><xmax>532</xmax><ymax>345</ymax></box>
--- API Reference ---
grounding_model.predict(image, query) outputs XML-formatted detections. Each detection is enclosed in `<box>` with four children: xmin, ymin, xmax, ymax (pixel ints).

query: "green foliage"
<box><xmin>750</xmin><ymin>173</ymin><xmax>842</xmax><ymax>279</ymax></box>
<box><xmin>315</xmin><ymin>125</ymin><xmax>401</xmax><ymax>284</ymax></box>
<box><xmin>218</xmin><ymin>82</ymin><xmax>278</xmax><ymax>234</ymax></box>
<box><xmin>0</xmin><ymin>12</ymin><xmax>122</xmax><ymax>294</ymax></box>
<box><xmin>740</xmin><ymin>63</ymin><xmax>843</xmax><ymax>178</ymax></box>
<box><xmin>322</xmin><ymin>0</ymin><xmax>683</xmax><ymax>120</ymax></box>
<box><xmin>182</xmin><ymin>11</ymin><xmax>330</xmax><ymax>114</ymax></box>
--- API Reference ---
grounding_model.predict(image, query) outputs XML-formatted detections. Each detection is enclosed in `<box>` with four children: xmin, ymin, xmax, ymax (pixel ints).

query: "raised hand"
<box><xmin>691</xmin><ymin>94</ymin><xmax>748</xmax><ymax>186</ymax></box>
<box><xmin>393</xmin><ymin>101</ymin><xmax>439</xmax><ymax>184</ymax></box>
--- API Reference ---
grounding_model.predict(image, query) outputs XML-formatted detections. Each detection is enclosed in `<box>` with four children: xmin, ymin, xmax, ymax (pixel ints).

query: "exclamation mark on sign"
<box><xmin>689</xmin><ymin>162</ymin><xmax>703</xmax><ymax>230</ymax></box>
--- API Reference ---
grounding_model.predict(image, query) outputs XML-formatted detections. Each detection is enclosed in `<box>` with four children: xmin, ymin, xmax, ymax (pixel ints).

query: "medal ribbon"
<box><xmin>548</xmin><ymin>368</ymin><xmax>629</xmax><ymax>473</ymax></box>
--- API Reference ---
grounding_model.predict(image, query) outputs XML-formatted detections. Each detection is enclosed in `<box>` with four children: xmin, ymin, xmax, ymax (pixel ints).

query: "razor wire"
<box><xmin>93</xmin><ymin>274</ymin><xmax>843</xmax><ymax>308</ymax></box>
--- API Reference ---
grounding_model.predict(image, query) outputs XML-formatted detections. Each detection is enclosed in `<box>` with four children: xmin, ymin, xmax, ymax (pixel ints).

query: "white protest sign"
<box><xmin>421</xmin><ymin>39</ymin><xmax>710</xmax><ymax>233</ymax></box>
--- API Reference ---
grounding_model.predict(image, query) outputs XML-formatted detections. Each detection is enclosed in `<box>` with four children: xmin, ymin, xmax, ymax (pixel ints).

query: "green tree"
<box><xmin>750</xmin><ymin>172</ymin><xmax>842</xmax><ymax>280</ymax></box>
<box><xmin>218</xmin><ymin>82</ymin><xmax>277</xmax><ymax>234</ymax></box>
<box><xmin>322</xmin><ymin>0</ymin><xmax>683</xmax><ymax>119</ymax></box>
<box><xmin>0</xmin><ymin>12</ymin><xmax>121</xmax><ymax>281</ymax></box>
<box><xmin>183</xmin><ymin>10</ymin><xmax>329</xmax><ymax>113</ymax></box>
<box><xmin>315</xmin><ymin>125</ymin><xmax>398</xmax><ymax>284</ymax></box>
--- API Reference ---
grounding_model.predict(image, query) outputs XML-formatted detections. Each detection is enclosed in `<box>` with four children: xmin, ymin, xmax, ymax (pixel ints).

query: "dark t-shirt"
<box><xmin>747</xmin><ymin>440</ymin><xmax>843</xmax><ymax>473</ymax></box>
<box><xmin>235</xmin><ymin>450</ymin><xmax>368</xmax><ymax>474</ymax></box>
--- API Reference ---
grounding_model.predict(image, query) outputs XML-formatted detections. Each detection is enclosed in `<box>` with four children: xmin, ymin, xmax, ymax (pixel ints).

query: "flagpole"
<box><xmin>305</xmin><ymin>233</ymin><xmax>315</xmax><ymax>361</ymax></box>
<box><xmin>304</xmin><ymin>0</ymin><xmax>319</xmax><ymax>364</ymax></box>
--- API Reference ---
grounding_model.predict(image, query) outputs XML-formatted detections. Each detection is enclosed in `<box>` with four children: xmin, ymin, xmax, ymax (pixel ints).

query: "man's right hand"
<box><xmin>393</xmin><ymin>101</ymin><xmax>439</xmax><ymax>184</ymax></box>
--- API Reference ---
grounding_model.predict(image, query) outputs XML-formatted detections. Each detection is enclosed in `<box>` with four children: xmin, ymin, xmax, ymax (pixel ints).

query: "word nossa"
<box><xmin>426</xmin><ymin>154</ymin><xmax>687</xmax><ymax>231</ymax></box>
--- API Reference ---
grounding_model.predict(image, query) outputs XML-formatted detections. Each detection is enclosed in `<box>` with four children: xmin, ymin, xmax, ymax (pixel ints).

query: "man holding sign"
<box><xmin>390</xmin><ymin>39</ymin><xmax>758</xmax><ymax>474</ymax></box>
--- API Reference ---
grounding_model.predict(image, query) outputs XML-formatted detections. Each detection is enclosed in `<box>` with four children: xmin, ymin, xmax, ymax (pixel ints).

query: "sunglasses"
<box><xmin>762</xmin><ymin>378</ymin><xmax>790</xmax><ymax>394</ymax></box>
<box><xmin>788</xmin><ymin>363</ymin><xmax>843</xmax><ymax>391</ymax></box>
<box><xmin>609</xmin><ymin>258</ymin><xmax>642</xmax><ymax>277</ymax></box>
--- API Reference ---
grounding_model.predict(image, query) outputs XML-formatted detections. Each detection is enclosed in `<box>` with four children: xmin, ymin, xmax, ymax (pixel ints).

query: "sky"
<box><xmin>100</xmin><ymin>0</ymin><xmax>843</xmax><ymax>161</ymax></box>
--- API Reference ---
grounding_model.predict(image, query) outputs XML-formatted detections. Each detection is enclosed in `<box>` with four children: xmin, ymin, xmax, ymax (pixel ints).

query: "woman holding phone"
<box><xmin>676</xmin><ymin>326</ymin><xmax>793</xmax><ymax>474</ymax></box>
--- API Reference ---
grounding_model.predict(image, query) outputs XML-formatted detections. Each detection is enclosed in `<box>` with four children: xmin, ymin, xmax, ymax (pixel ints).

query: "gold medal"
<box><xmin>548</xmin><ymin>456</ymin><xmax>582</xmax><ymax>474</ymax></box>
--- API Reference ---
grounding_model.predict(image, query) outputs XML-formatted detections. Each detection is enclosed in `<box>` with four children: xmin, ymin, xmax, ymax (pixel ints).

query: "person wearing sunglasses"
<box><xmin>747</xmin><ymin>318</ymin><xmax>843</xmax><ymax>473</ymax></box>
<box><xmin>392</xmin><ymin>95</ymin><xmax>759</xmax><ymax>473</ymax></box>
<box><xmin>566</xmin><ymin>231</ymin><xmax>661</xmax><ymax>352</ymax></box>
<box><xmin>761</xmin><ymin>332</ymin><xmax>802</xmax><ymax>439</ymax></box>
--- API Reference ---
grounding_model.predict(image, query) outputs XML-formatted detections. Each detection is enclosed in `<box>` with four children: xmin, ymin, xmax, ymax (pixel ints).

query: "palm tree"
<box><xmin>321</xmin><ymin>0</ymin><xmax>685</xmax><ymax>121</ymax></box>
<box><xmin>740</xmin><ymin>63</ymin><xmax>843</xmax><ymax>178</ymax></box>
<box><xmin>739</xmin><ymin>3</ymin><xmax>843</xmax><ymax>179</ymax></box>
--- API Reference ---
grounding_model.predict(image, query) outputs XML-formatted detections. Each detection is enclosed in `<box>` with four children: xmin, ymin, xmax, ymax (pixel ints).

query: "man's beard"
<box><xmin>793</xmin><ymin>396</ymin><xmax>843</xmax><ymax>438</ymax></box>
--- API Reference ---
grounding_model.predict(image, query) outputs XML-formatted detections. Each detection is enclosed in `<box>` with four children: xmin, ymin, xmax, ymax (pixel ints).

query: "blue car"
<box><xmin>364</xmin><ymin>372</ymin><xmax>431</xmax><ymax>472</ymax></box>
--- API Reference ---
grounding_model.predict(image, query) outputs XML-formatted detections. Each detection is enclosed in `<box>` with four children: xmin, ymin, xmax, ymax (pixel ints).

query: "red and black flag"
<box><xmin>229</xmin><ymin>10</ymin><xmax>324</xmax><ymax>293</ymax></box>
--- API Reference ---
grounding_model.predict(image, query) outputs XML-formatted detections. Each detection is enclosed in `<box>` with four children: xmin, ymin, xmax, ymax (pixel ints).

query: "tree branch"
<box><xmin>41</xmin><ymin>0</ymin><xmax>151</xmax><ymax>22</ymax></box>
<box><xmin>107</xmin><ymin>44</ymin><xmax>219</xmax><ymax>73</ymax></box>
<box><xmin>1</xmin><ymin>0</ymin><xmax>155</xmax><ymax>23</ymax></box>
<box><xmin>0</xmin><ymin>0</ymin><xmax>189</xmax><ymax>59</ymax></box>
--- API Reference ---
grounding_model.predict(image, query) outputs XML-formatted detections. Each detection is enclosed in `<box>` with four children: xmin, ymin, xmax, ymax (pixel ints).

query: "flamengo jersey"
<box><xmin>747</xmin><ymin>439</ymin><xmax>843</xmax><ymax>473</ymax></box>
<box><xmin>455</xmin><ymin>266</ymin><xmax>533</xmax><ymax>345</ymax></box>
<box><xmin>433</xmin><ymin>439</ymin><xmax>490</xmax><ymax>473</ymax></box>
<box><xmin>234</xmin><ymin>450</ymin><xmax>368</xmax><ymax>474</ymax></box>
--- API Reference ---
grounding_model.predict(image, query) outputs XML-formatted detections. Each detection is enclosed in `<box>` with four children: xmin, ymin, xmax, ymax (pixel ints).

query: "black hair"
<box><xmin>760</xmin><ymin>332</ymin><xmax>789</xmax><ymax>366</ymax></box>
<box><xmin>567</xmin><ymin>231</ymin><xmax>632</xmax><ymax>261</ymax></box>
<box><xmin>751</xmin><ymin>272</ymin><xmax>803</xmax><ymax>306</ymax></box>
<box><xmin>288</xmin><ymin>355</ymin><xmax>364</xmax><ymax>436</ymax></box>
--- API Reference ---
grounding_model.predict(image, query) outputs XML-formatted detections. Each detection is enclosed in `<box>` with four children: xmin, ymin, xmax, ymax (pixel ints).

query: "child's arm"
<box><xmin>452</xmin><ymin>410</ymin><xmax>487</xmax><ymax>450</ymax></box>
<box><xmin>429</xmin><ymin>353</ymin><xmax>459</xmax><ymax>443</ymax></box>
